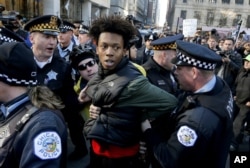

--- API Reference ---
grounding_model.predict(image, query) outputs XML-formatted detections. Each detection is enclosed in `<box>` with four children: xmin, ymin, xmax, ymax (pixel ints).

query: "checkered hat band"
<box><xmin>79</xmin><ymin>28</ymin><xmax>89</xmax><ymax>33</ymax></box>
<box><xmin>0</xmin><ymin>73</ymin><xmax>37</xmax><ymax>86</ymax></box>
<box><xmin>30</xmin><ymin>23</ymin><xmax>59</xmax><ymax>32</ymax></box>
<box><xmin>61</xmin><ymin>25</ymin><xmax>74</xmax><ymax>31</ymax></box>
<box><xmin>177</xmin><ymin>52</ymin><xmax>216</xmax><ymax>70</ymax></box>
<box><xmin>153</xmin><ymin>43</ymin><xmax>176</xmax><ymax>50</ymax></box>
<box><xmin>0</xmin><ymin>35</ymin><xmax>16</xmax><ymax>43</ymax></box>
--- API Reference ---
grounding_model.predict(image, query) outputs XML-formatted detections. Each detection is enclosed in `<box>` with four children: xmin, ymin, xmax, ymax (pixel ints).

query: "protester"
<box><xmin>215</xmin><ymin>37</ymin><xmax>242</xmax><ymax>93</ymax></box>
<box><xmin>231</xmin><ymin>54</ymin><xmax>250</xmax><ymax>151</ymax></box>
<box><xmin>141</xmin><ymin>40</ymin><xmax>234</xmax><ymax>168</ymax></box>
<box><xmin>0</xmin><ymin>42</ymin><xmax>67</xmax><ymax>167</ymax></box>
<box><xmin>207</xmin><ymin>35</ymin><xmax>221</xmax><ymax>52</ymax></box>
<box><xmin>78</xmin><ymin>15</ymin><xmax>178</xmax><ymax>168</ymax></box>
<box><xmin>70</xmin><ymin>44</ymin><xmax>98</xmax><ymax>121</ymax></box>
<box><xmin>24</xmin><ymin>15</ymin><xmax>88</xmax><ymax>160</ymax></box>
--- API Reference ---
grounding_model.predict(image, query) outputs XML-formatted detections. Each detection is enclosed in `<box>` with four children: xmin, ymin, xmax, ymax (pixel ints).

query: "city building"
<box><xmin>0</xmin><ymin>0</ymin><xmax>161</xmax><ymax>28</ymax></box>
<box><xmin>166</xmin><ymin>0</ymin><xmax>250</xmax><ymax>34</ymax></box>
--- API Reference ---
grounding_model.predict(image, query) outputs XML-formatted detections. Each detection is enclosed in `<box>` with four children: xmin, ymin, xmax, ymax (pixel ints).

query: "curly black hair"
<box><xmin>89</xmin><ymin>15</ymin><xmax>136</xmax><ymax>49</ymax></box>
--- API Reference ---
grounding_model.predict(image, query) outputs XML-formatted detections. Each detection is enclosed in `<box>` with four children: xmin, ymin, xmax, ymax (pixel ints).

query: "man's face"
<box><xmin>163</xmin><ymin>50</ymin><xmax>177</xmax><ymax>70</ymax></box>
<box><xmin>73</xmin><ymin>23</ymin><xmax>80</xmax><ymax>36</ymax></box>
<box><xmin>57</xmin><ymin>31</ymin><xmax>73</xmax><ymax>47</ymax></box>
<box><xmin>30</xmin><ymin>32</ymin><xmax>57</xmax><ymax>61</ymax></box>
<box><xmin>222</xmin><ymin>40</ymin><xmax>234</xmax><ymax>51</ymax></box>
<box><xmin>145</xmin><ymin>39</ymin><xmax>153</xmax><ymax>50</ymax></box>
<box><xmin>78</xmin><ymin>33</ymin><xmax>90</xmax><ymax>44</ymax></box>
<box><xmin>78</xmin><ymin>58</ymin><xmax>98</xmax><ymax>81</ymax></box>
<box><xmin>174</xmin><ymin>66</ymin><xmax>194</xmax><ymax>91</ymax></box>
<box><xmin>244</xmin><ymin>60</ymin><xmax>250</xmax><ymax>70</ymax></box>
<box><xmin>207</xmin><ymin>38</ymin><xmax>217</xmax><ymax>49</ymax></box>
<box><xmin>96</xmin><ymin>32</ymin><xmax>126</xmax><ymax>70</ymax></box>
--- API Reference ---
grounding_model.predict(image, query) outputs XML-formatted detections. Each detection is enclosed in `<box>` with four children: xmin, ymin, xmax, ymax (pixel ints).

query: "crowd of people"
<box><xmin>0</xmin><ymin>13</ymin><xmax>249</xmax><ymax>168</ymax></box>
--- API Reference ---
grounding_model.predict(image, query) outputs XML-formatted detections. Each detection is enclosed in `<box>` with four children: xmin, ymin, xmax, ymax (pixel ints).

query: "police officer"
<box><xmin>55</xmin><ymin>20</ymin><xmax>77</xmax><ymax>62</ymax></box>
<box><xmin>143</xmin><ymin>34</ymin><xmax>184</xmax><ymax>96</ymax></box>
<box><xmin>0</xmin><ymin>26</ymin><xmax>24</xmax><ymax>44</ymax></box>
<box><xmin>141</xmin><ymin>34</ymin><xmax>184</xmax><ymax>167</ymax></box>
<box><xmin>0</xmin><ymin>42</ymin><xmax>67</xmax><ymax>167</ymax></box>
<box><xmin>141</xmin><ymin>40</ymin><xmax>234</xmax><ymax>168</ymax></box>
<box><xmin>137</xmin><ymin>32</ymin><xmax>158</xmax><ymax>64</ymax></box>
<box><xmin>24</xmin><ymin>15</ymin><xmax>88</xmax><ymax>160</ymax></box>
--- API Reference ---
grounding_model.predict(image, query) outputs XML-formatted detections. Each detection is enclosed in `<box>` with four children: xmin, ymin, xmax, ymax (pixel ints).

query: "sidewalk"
<box><xmin>67</xmin><ymin>136</ymin><xmax>90</xmax><ymax>168</ymax></box>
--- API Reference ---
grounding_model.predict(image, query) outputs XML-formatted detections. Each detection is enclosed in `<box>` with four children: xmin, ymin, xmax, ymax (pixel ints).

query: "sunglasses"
<box><xmin>78</xmin><ymin>60</ymin><xmax>96</xmax><ymax>71</ymax></box>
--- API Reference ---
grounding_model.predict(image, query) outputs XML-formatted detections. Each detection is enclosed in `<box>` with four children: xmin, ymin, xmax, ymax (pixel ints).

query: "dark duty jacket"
<box><xmin>0</xmin><ymin>94</ymin><xmax>67</xmax><ymax>168</ymax></box>
<box><xmin>143</xmin><ymin>76</ymin><xmax>234</xmax><ymax>168</ymax></box>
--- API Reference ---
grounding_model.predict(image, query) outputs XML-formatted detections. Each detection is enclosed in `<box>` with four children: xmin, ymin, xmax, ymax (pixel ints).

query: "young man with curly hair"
<box><xmin>78</xmin><ymin>15</ymin><xmax>178</xmax><ymax>168</ymax></box>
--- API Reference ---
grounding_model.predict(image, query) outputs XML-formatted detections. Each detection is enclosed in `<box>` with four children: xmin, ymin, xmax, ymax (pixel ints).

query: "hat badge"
<box><xmin>50</xmin><ymin>16</ymin><xmax>58</xmax><ymax>27</ymax></box>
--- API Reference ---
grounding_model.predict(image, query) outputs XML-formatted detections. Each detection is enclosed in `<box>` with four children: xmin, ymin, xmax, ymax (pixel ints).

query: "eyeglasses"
<box><xmin>75</xmin><ymin>26</ymin><xmax>80</xmax><ymax>29</ymax></box>
<box><xmin>78</xmin><ymin>60</ymin><xmax>96</xmax><ymax>71</ymax></box>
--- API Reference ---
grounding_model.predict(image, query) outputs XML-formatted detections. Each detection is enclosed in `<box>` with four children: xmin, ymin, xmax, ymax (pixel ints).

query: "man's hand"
<box><xmin>78</xmin><ymin>87</ymin><xmax>91</xmax><ymax>103</ymax></box>
<box><xmin>89</xmin><ymin>104</ymin><xmax>101</xmax><ymax>119</ymax></box>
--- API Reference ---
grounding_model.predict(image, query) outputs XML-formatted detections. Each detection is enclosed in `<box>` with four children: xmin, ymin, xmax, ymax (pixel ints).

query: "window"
<box><xmin>194</xmin><ymin>11</ymin><xmax>201</xmax><ymax>20</ymax></box>
<box><xmin>222</xmin><ymin>0</ymin><xmax>230</xmax><ymax>3</ymax></box>
<box><xmin>233</xmin><ymin>14</ymin><xmax>242</xmax><ymax>26</ymax></box>
<box><xmin>183</xmin><ymin>0</ymin><xmax>187</xmax><ymax>3</ymax></box>
<box><xmin>209</xmin><ymin>0</ymin><xmax>217</xmax><ymax>3</ymax></box>
<box><xmin>235</xmin><ymin>0</ymin><xmax>244</xmax><ymax>4</ymax></box>
<box><xmin>207</xmin><ymin>12</ymin><xmax>214</xmax><ymax>25</ymax></box>
<box><xmin>219</xmin><ymin>14</ymin><xmax>227</xmax><ymax>26</ymax></box>
<box><xmin>196</xmin><ymin>0</ymin><xmax>204</xmax><ymax>2</ymax></box>
<box><xmin>247</xmin><ymin>15</ymin><xmax>250</xmax><ymax>28</ymax></box>
<box><xmin>180</xmin><ymin>10</ymin><xmax>187</xmax><ymax>19</ymax></box>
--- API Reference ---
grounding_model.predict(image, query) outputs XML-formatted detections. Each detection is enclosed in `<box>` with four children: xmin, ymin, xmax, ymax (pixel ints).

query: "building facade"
<box><xmin>167</xmin><ymin>0</ymin><xmax>250</xmax><ymax>33</ymax></box>
<box><xmin>0</xmin><ymin>0</ymin><xmax>160</xmax><ymax>28</ymax></box>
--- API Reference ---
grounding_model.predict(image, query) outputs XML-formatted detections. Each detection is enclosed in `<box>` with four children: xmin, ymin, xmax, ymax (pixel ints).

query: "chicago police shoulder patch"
<box><xmin>34</xmin><ymin>131</ymin><xmax>62</xmax><ymax>160</ymax></box>
<box><xmin>177</xmin><ymin>125</ymin><xmax>197</xmax><ymax>147</ymax></box>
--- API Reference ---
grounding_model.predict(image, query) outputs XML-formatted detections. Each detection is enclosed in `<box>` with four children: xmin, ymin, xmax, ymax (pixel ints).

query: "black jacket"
<box><xmin>143</xmin><ymin>77</ymin><xmax>233</xmax><ymax>168</ymax></box>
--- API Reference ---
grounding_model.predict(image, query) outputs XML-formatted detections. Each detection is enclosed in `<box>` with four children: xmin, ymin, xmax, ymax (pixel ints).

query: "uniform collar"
<box><xmin>0</xmin><ymin>93</ymin><xmax>29</xmax><ymax>118</ymax></box>
<box><xmin>194</xmin><ymin>75</ymin><xmax>216</xmax><ymax>93</ymax></box>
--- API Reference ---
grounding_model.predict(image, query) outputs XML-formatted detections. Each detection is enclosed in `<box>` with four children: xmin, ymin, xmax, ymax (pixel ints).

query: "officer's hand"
<box><xmin>78</xmin><ymin>87</ymin><xmax>91</xmax><ymax>103</ymax></box>
<box><xmin>89</xmin><ymin>104</ymin><xmax>101</xmax><ymax>119</ymax></box>
<box><xmin>141</xmin><ymin>119</ymin><xmax>151</xmax><ymax>132</ymax></box>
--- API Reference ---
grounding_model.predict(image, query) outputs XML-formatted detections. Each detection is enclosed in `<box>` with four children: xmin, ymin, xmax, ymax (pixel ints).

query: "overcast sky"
<box><xmin>158</xmin><ymin>0</ymin><xmax>168</xmax><ymax>26</ymax></box>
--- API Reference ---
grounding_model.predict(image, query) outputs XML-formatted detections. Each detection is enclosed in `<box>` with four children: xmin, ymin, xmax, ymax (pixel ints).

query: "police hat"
<box><xmin>24</xmin><ymin>15</ymin><xmax>61</xmax><ymax>36</ymax></box>
<box><xmin>151</xmin><ymin>34</ymin><xmax>184</xmax><ymax>50</ymax></box>
<box><xmin>0</xmin><ymin>42</ymin><xmax>37</xmax><ymax>86</ymax></box>
<box><xmin>0</xmin><ymin>27</ymin><xmax>24</xmax><ymax>43</ymax></box>
<box><xmin>59</xmin><ymin>20</ymin><xmax>76</xmax><ymax>33</ymax></box>
<box><xmin>79</xmin><ymin>24</ymin><xmax>89</xmax><ymax>34</ymax></box>
<box><xmin>173</xmin><ymin>40</ymin><xmax>221</xmax><ymax>70</ymax></box>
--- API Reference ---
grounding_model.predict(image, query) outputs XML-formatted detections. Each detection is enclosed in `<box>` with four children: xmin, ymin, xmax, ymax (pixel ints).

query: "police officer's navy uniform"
<box><xmin>0</xmin><ymin>42</ymin><xmax>68</xmax><ymax>167</ymax></box>
<box><xmin>143</xmin><ymin>34</ymin><xmax>184</xmax><ymax>97</ymax></box>
<box><xmin>142</xmin><ymin>40</ymin><xmax>233</xmax><ymax>168</ymax></box>
<box><xmin>24</xmin><ymin>15</ymin><xmax>88</xmax><ymax>159</ymax></box>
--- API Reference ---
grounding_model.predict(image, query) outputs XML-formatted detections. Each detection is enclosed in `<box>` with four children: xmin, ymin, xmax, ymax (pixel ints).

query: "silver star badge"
<box><xmin>47</xmin><ymin>70</ymin><xmax>58</xmax><ymax>80</ymax></box>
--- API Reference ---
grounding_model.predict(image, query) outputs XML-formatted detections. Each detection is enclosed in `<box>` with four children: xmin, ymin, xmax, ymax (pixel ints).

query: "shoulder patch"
<box><xmin>34</xmin><ymin>131</ymin><xmax>62</xmax><ymax>160</ymax></box>
<box><xmin>177</xmin><ymin>125</ymin><xmax>197</xmax><ymax>147</ymax></box>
